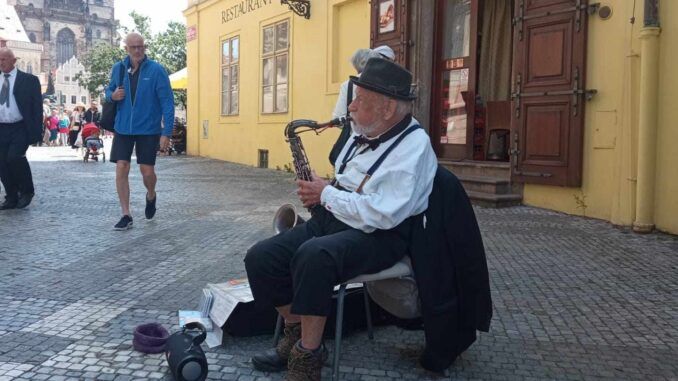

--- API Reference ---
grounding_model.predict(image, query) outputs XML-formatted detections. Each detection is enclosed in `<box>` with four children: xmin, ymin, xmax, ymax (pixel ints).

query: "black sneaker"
<box><xmin>145</xmin><ymin>194</ymin><xmax>157</xmax><ymax>220</ymax></box>
<box><xmin>114</xmin><ymin>215</ymin><xmax>133</xmax><ymax>230</ymax></box>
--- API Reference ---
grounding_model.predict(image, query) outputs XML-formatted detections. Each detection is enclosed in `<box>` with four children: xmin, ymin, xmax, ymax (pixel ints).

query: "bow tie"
<box><xmin>353</xmin><ymin>135</ymin><xmax>381</xmax><ymax>150</ymax></box>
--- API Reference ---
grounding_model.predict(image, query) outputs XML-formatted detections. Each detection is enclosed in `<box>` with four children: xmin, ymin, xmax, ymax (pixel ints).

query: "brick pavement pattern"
<box><xmin>0</xmin><ymin>145</ymin><xmax>676</xmax><ymax>381</ymax></box>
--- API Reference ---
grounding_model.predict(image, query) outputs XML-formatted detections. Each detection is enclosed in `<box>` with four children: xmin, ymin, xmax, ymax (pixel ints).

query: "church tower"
<box><xmin>11</xmin><ymin>0</ymin><xmax>118</xmax><ymax>73</ymax></box>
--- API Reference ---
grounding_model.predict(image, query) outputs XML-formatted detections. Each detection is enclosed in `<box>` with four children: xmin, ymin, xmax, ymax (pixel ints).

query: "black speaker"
<box><xmin>165</xmin><ymin>322</ymin><xmax>208</xmax><ymax>381</ymax></box>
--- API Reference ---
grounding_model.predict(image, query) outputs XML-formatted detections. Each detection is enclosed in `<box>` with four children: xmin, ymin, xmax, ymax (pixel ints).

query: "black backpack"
<box><xmin>100</xmin><ymin>62</ymin><xmax>125</xmax><ymax>132</ymax></box>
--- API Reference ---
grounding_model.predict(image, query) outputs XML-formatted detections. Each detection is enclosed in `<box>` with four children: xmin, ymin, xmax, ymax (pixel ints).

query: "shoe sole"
<box><xmin>251</xmin><ymin>357</ymin><xmax>287</xmax><ymax>373</ymax></box>
<box><xmin>114</xmin><ymin>222</ymin><xmax>133</xmax><ymax>231</ymax></box>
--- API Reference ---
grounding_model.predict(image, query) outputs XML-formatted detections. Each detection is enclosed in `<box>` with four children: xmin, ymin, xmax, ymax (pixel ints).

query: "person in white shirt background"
<box><xmin>244</xmin><ymin>57</ymin><xmax>437</xmax><ymax>381</ymax></box>
<box><xmin>329</xmin><ymin>45</ymin><xmax>396</xmax><ymax>165</ymax></box>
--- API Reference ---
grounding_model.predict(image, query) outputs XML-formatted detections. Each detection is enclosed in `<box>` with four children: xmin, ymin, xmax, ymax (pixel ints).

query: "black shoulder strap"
<box><xmin>117</xmin><ymin>61</ymin><xmax>125</xmax><ymax>87</ymax></box>
<box><xmin>354</xmin><ymin>125</ymin><xmax>421</xmax><ymax>193</ymax></box>
<box><xmin>345</xmin><ymin>82</ymin><xmax>353</xmax><ymax>116</ymax></box>
<box><xmin>367</xmin><ymin>125</ymin><xmax>421</xmax><ymax>176</ymax></box>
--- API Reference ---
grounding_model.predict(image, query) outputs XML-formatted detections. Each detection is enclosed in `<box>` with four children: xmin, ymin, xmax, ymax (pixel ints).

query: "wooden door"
<box><xmin>510</xmin><ymin>0</ymin><xmax>596</xmax><ymax>186</ymax></box>
<box><xmin>430</xmin><ymin>0</ymin><xmax>479</xmax><ymax>160</ymax></box>
<box><xmin>370</xmin><ymin>0</ymin><xmax>409</xmax><ymax>66</ymax></box>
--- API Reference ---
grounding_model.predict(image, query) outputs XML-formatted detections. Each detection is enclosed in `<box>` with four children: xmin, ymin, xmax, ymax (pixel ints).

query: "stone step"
<box><xmin>440</xmin><ymin>159</ymin><xmax>511</xmax><ymax>179</ymax></box>
<box><xmin>465</xmin><ymin>190</ymin><xmax>523</xmax><ymax>208</ymax></box>
<box><xmin>456</xmin><ymin>174</ymin><xmax>511</xmax><ymax>195</ymax></box>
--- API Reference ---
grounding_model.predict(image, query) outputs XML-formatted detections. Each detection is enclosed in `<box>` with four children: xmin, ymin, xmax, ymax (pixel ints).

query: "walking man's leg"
<box><xmin>110</xmin><ymin>133</ymin><xmax>135</xmax><ymax>229</ymax></box>
<box><xmin>140</xmin><ymin>164</ymin><xmax>157</xmax><ymax>219</ymax></box>
<box><xmin>116</xmin><ymin>160</ymin><xmax>131</xmax><ymax>216</ymax></box>
<box><xmin>0</xmin><ymin>133</ymin><xmax>17</xmax><ymax>209</ymax></box>
<box><xmin>9</xmin><ymin>142</ymin><xmax>34</xmax><ymax>209</ymax></box>
<box><xmin>135</xmin><ymin>134</ymin><xmax>161</xmax><ymax>220</ymax></box>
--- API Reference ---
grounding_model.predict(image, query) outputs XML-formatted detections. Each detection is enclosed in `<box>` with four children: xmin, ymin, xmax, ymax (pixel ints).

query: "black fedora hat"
<box><xmin>350</xmin><ymin>57</ymin><xmax>415</xmax><ymax>101</ymax></box>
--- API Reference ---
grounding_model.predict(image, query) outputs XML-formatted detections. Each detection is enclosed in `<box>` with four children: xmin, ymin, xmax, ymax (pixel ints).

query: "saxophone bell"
<box><xmin>273</xmin><ymin>117</ymin><xmax>344</xmax><ymax>234</ymax></box>
<box><xmin>273</xmin><ymin>203</ymin><xmax>306</xmax><ymax>234</ymax></box>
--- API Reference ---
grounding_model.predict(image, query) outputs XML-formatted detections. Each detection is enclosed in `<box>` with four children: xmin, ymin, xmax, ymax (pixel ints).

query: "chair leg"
<box><xmin>363</xmin><ymin>283</ymin><xmax>374</xmax><ymax>340</ymax></box>
<box><xmin>272</xmin><ymin>314</ymin><xmax>283</xmax><ymax>347</ymax></box>
<box><xmin>333</xmin><ymin>284</ymin><xmax>347</xmax><ymax>381</ymax></box>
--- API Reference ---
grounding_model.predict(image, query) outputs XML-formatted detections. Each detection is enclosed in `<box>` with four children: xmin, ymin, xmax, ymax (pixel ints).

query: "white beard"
<box><xmin>351</xmin><ymin>116</ymin><xmax>381</xmax><ymax>137</ymax></box>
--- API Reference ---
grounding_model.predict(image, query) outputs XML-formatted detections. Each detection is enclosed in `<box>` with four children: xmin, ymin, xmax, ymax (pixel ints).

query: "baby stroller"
<box><xmin>82</xmin><ymin>123</ymin><xmax>106</xmax><ymax>162</ymax></box>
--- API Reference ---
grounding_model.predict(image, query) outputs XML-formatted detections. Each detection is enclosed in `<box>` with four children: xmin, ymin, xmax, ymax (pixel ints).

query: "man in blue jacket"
<box><xmin>105</xmin><ymin>33</ymin><xmax>174</xmax><ymax>230</ymax></box>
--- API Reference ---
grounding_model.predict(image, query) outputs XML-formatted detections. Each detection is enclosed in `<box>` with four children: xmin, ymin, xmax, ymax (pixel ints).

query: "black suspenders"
<box><xmin>338</xmin><ymin>124</ymin><xmax>421</xmax><ymax>193</ymax></box>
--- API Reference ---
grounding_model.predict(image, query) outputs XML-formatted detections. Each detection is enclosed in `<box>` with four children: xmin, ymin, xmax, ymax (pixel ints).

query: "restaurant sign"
<box><xmin>222</xmin><ymin>0</ymin><xmax>272</xmax><ymax>23</ymax></box>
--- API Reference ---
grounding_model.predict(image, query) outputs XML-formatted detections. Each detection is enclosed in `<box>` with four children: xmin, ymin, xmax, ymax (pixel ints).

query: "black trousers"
<box><xmin>245</xmin><ymin>207</ymin><xmax>412</xmax><ymax>317</ymax></box>
<box><xmin>68</xmin><ymin>130</ymin><xmax>79</xmax><ymax>147</ymax></box>
<box><xmin>0</xmin><ymin>122</ymin><xmax>34</xmax><ymax>202</ymax></box>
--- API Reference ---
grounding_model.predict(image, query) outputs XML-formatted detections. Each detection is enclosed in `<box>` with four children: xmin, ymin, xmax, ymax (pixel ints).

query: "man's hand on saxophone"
<box><xmin>296</xmin><ymin>170</ymin><xmax>329</xmax><ymax>208</ymax></box>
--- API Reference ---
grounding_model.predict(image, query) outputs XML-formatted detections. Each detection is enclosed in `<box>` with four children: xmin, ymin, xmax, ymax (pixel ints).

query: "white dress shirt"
<box><xmin>332</xmin><ymin>79</ymin><xmax>356</xmax><ymax>120</ymax></box>
<box><xmin>0</xmin><ymin>68</ymin><xmax>24</xmax><ymax>123</ymax></box>
<box><xmin>320</xmin><ymin>117</ymin><xmax>438</xmax><ymax>233</ymax></box>
<box><xmin>332</xmin><ymin>77</ymin><xmax>359</xmax><ymax>134</ymax></box>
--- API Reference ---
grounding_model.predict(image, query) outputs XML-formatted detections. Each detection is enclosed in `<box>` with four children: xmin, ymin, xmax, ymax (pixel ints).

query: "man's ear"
<box><xmin>383</xmin><ymin>98</ymin><xmax>397</xmax><ymax>120</ymax></box>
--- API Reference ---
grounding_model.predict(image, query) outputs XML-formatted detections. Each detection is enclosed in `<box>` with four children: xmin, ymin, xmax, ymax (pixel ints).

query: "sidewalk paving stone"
<box><xmin>0</xmin><ymin>146</ymin><xmax>675</xmax><ymax>380</ymax></box>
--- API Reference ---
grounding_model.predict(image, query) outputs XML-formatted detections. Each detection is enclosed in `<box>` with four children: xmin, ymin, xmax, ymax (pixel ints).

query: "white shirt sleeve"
<box><xmin>320</xmin><ymin>131</ymin><xmax>437</xmax><ymax>233</ymax></box>
<box><xmin>332</xmin><ymin>80</ymin><xmax>350</xmax><ymax>119</ymax></box>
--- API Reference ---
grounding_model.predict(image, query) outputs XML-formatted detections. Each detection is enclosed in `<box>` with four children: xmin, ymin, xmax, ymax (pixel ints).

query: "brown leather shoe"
<box><xmin>251</xmin><ymin>322</ymin><xmax>301</xmax><ymax>372</ymax></box>
<box><xmin>285</xmin><ymin>341</ymin><xmax>327</xmax><ymax>381</ymax></box>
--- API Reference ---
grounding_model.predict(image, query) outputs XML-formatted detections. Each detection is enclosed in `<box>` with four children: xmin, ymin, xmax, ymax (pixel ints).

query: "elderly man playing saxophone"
<box><xmin>245</xmin><ymin>58</ymin><xmax>437</xmax><ymax>381</ymax></box>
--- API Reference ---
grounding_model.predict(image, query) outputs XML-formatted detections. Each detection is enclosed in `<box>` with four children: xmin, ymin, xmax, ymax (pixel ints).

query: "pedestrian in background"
<box><xmin>83</xmin><ymin>100</ymin><xmax>100</xmax><ymax>126</ymax></box>
<box><xmin>105</xmin><ymin>32</ymin><xmax>174</xmax><ymax>230</ymax></box>
<box><xmin>47</xmin><ymin>109</ymin><xmax>59</xmax><ymax>146</ymax></box>
<box><xmin>58</xmin><ymin>109</ymin><xmax>70</xmax><ymax>146</ymax></box>
<box><xmin>69</xmin><ymin>104</ymin><xmax>84</xmax><ymax>148</ymax></box>
<box><xmin>328</xmin><ymin>46</ymin><xmax>394</xmax><ymax>165</ymax></box>
<box><xmin>0</xmin><ymin>47</ymin><xmax>42</xmax><ymax>210</ymax></box>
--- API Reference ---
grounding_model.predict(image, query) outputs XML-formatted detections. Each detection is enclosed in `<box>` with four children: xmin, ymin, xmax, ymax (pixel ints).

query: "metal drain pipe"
<box><xmin>633</xmin><ymin>0</ymin><xmax>661</xmax><ymax>233</ymax></box>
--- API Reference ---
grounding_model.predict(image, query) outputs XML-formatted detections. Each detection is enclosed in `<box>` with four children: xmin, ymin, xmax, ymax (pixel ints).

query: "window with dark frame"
<box><xmin>261</xmin><ymin>20</ymin><xmax>289</xmax><ymax>114</ymax></box>
<box><xmin>71</xmin><ymin>95</ymin><xmax>76</xmax><ymax>104</ymax></box>
<box><xmin>221</xmin><ymin>36</ymin><xmax>240</xmax><ymax>116</ymax></box>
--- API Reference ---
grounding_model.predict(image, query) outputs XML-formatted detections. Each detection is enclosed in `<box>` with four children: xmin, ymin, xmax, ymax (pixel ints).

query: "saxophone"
<box><xmin>273</xmin><ymin>117</ymin><xmax>348</xmax><ymax>233</ymax></box>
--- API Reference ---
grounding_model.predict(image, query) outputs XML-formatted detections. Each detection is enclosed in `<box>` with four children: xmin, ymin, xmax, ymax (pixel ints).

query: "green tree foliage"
<box><xmin>150</xmin><ymin>22</ymin><xmax>186</xmax><ymax>75</ymax></box>
<box><xmin>76</xmin><ymin>12</ymin><xmax>187</xmax><ymax>108</ymax></box>
<box><xmin>122</xmin><ymin>11</ymin><xmax>153</xmax><ymax>43</ymax></box>
<box><xmin>74</xmin><ymin>43</ymin><xmax>125</xmax><ymax>98</ymax></box>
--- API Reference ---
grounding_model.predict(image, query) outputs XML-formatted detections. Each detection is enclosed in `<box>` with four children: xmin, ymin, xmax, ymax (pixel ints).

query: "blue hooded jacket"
<box><xmin>104</xmin><ymin>55</ymin><xmax>175</xmax><ymax>136</ymax></box>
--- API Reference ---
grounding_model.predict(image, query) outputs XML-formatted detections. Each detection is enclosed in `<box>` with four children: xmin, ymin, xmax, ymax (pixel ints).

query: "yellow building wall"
<box><xmin>524</xmin><ymin>1</ymin><xmax>678</xmax><ymax>234</ymax></box>
<box><xmin>654</xmin><ymin>1</ymin><xmax>678</xmax><ymax>234</ymax></box>
<box><xmin>184</xmin><ymin>0</ymin><xmax>370</xmax><ymax>177</ymax></box>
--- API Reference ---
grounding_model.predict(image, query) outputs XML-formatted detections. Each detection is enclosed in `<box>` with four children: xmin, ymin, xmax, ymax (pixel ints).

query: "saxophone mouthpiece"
<box><xmin>331</xmin><ymin>116</ymin><xmax>351</xmax><ymax>127</ymax></box>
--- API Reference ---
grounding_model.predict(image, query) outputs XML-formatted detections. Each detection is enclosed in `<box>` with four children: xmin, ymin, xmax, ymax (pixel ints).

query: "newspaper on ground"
<box><xmin>204</xmin><ymin>279</ymin><xmax>254</xmax><ymax>348</ymax></box>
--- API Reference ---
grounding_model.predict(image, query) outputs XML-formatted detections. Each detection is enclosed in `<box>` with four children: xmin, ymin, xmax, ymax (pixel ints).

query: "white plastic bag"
<box><xmin>74</xmin><ymin>131</ymin><xmax>83</xmax><ymax>147</ymax></box>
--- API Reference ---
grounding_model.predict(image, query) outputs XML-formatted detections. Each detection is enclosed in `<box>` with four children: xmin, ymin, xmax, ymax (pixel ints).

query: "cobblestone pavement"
<box><xmin>0</xmin><ymin>144</ymin><xmax>677</xmax><ymax>381</ymax></box>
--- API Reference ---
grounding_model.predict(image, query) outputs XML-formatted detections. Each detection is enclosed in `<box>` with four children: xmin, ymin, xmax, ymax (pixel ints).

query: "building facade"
<box><xmin>10</xmin><ymin>0</ymin><xmax>117</xmax><ymax>73</ymax></box>
<box><xmin>0</xmin><ymin>2</ymin><xmax>45</xmax><ymax>86</ymax></box>
<box><xmin>184</xmin><ymin>0</ymin><xmax>371</xmax><ymax>177</ymax></box>
<box><xmin>54</xmin><ymin>56</ymin><xmax>90</xmax><ymax>107</ymax></box>
<box><xmin>184</xmin><ymin>0</ymin><xmax>678</xmax><ymax>235</ymax></box>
